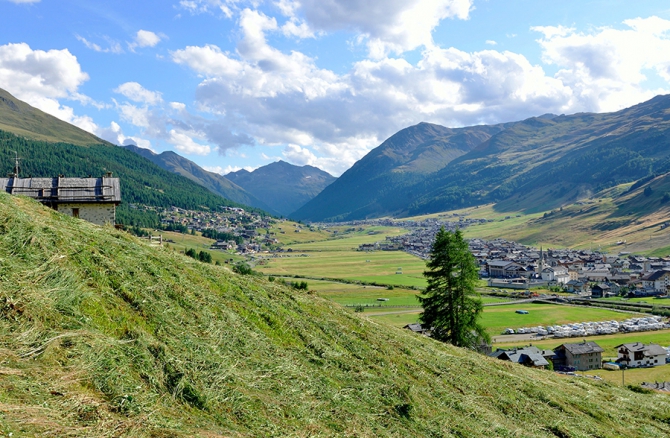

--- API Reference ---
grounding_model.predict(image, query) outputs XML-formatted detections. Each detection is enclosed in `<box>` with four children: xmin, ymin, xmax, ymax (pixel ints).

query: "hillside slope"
<box><xmin>0</xmin><ymin>88</ymin><xmax>108</xmax><ymax>146</ymax></box>
<box><xmin>409</xmin><ymin>95</ymin><xmax>670</xmax><ymax>216</ymax></box>
<box><xmin>1</xmin><ymin>194</ymin><xmax>669</xmax><ymax>437</ymax></box>
<box><xmin>295</xmin><ymin>95</ymin><xmax>670</xmax><ymax>222</ymax></box>
<box><xmin>292</xmin><ymin>122</ymin><xmax>507</xmax><ymax>221</ymax></box>
<box><xmin>123</xmin><ymin>145</ymin><xmax>276</xmax><ymax>214</ymax></box>
<box><xmin>227</xmin><ymin>160</ymin><xmax>335</xmax><ymax>216</ymax></box>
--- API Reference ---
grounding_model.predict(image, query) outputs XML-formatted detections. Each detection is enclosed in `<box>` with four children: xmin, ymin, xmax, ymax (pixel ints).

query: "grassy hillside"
<box><xmin>2</xmin><ymin>195</ymin><xmax>670</xmax><ymax>436</ymax></box>
<box><xmin>0</xmin><ymin>88</ymin><xmax>108</xmax><ymax>146</ymax></box>
<box><xmin>451</xmin><ymin>173</ymin><xmax>670</xmax><ymax>254</ymax></box>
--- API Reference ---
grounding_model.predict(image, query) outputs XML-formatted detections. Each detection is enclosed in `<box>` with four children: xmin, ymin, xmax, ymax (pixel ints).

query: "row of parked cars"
<box><xmin>502</xmin><ymin>316</ymin><xmax>670</xmax><ymax>337</ymax></box>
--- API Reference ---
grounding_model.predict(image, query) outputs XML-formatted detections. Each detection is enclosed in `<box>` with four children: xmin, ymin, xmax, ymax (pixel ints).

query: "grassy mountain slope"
<box><xmin>0</xmin><ymin>88</ymin><xmax>107</xmax><ymax>146</ymax></box>
<box><xmin>295</xmin><ymin>95</ymin><xmax>670</xmax><ymax>222</ymax></box>
<box><xmin>0</xmin><ymin>131</ymin><xmax>260</xmax><ymax>227</ymax></box>
<box><xmin>407</xmin><ymin>95</ymin><xmax>670</xmax><ymax>216</ymax></box>
<box><xmin>292</xmin><ymin>122</ymin><xmax>507</xmax><ymax>221</ymax></box>
<box><xmin>227</xmin><ymin>160</ymin><xmax>336</xmax><ymax>217</ymax></box>
<box><xmin>442</xmin><ymin>173</ymin><xmax>670</xmax><ymax>253</ymax></box>
<box><xmin>122</xmin><ymin>145</ymin><xmax>277</xmax><ymax>214</ymax></box>
<box><xmin>2</xmin><ymin>195</ymin><xmax>670</xmax><ymax>437</ymax></box>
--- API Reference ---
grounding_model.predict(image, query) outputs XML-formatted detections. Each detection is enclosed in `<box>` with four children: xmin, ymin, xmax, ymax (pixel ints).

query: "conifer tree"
<box><xmin>418</xmin><ymin>227</ymin><xmax>489</xmax><ymax>348</ymax></box>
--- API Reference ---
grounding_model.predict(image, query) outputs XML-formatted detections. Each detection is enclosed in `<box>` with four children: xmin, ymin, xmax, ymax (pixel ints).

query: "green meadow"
<box><xmin>367</xmin><ymin>303</ymin><xmax>636</xmax><ymax>336</ymax></box>
<box><xmin>256</xmin><ymin>225</ymin><xmax>427</xmax><ymax>287</ymax></box>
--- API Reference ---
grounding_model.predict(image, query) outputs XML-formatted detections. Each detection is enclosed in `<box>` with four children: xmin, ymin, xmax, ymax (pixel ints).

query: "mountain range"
<box><xmin>5</xmin><ymin>85</ymin><xmax>670</xmax><ymax>227</ymax></box>
<box><xmin>293</xmin><ymin>95</ymin><xmax>670</xmax><ymax>221</ymax></box>
<box><xmin>0</xmin><ymin>87</ymin><xmax>333</xmax><ymax>220</ymax></box>
<box><xmin>227</xmin><ymin>160</ymin><xmax>335</xmax><ymax>216</ymax></box>
<box><xmin>121</xmin><ymin>145</ymin><xmax>276</xmax><ymax>213</ymax></box>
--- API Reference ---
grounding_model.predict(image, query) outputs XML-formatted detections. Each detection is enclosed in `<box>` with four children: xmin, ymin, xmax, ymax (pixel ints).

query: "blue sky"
<box><xmin>2</xmin><ymin>0</ymin><xmax>670</xmax><ymax>176</ymax></box>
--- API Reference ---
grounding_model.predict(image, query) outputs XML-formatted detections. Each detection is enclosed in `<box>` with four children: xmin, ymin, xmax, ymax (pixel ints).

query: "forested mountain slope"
<box><xmin>227</xmin><ymin>160</ymin><xmax>335</xmax><ymax>216</ymax></box>
<box><xmin>123</xmin><ymin>145</ymin><xmax>276</xmax><ymax>214</ymax></box>
<box><xmin>0</xmin><ymin>131</ymin><xmax>261</xmax><ymax>227</ymax></box>
<box><xmin>1</xmin><ymin>194</ymin><xmax>669</xmax><ymax>437</ymax></box>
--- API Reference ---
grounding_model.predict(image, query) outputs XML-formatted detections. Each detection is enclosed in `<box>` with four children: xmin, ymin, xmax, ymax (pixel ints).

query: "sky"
<box><xmin>2</xmin><ymin>1</ymin><xmax>670</xmax><ymax>177</ymax></box>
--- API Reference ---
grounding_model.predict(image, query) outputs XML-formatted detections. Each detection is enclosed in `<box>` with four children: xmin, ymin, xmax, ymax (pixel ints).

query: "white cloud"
<box><xmin>76</xmin><ymin>35</ymin><xmax>123</xmax><ymax>54</ymax></box>
<box><xmin>97</xmin><ymin>121</ymin><xmax>154</xmax><ymax>150</ymax></box>
<box><xmin>114</xmin><ymin>82</ymin><xmax>163</xmax><ymax>105</ymax></box>
<box><xmin>170</xmin><ymin>101</ymin><xmax>186</xmax><ymax>110</ymax></box>
<box><xmin>7</xmin><ymin>0</ymin><xmax>40</xmax><ymax>4</ymax></box>
<box><xmin>204</xmin><ymin>164</ymin><xmax>256</xmax><ymax>174</ymax></box>
<box><xmin>170</xmin><ymin>8</ymin><xmax>577</xmax><ymax>175</ymax></box>
<box><xmin>297</xmin><ymin>0</ymin><xmax>474</xmax><ymax>57</ymax></box>
<box><xmin>532</xmin><ymin>16</ymin><xmax>670</xmax><ymax>112</ymax></box>
<box><xmin>116</xmin><ymin>102</ymin><xmax>152</xmax><ymax>128</ymax></box>
<box><xmin>485</xmin><ymin>40</ymin><xmax>497</xmax><ymax>46</ymax></box>
<box><xmin>136</xmin><ymin>30</ymin><xmax>162</xmax><ymax>47</ymax></box>
<box><xmin>178</xmin><ymin>0</ymin><xmax>238</xmax><ymax>17</ymax></box>
<box><xmin>0</xmin><ymin>42</ymin><xmax>98</xmax><ymax>131</ymax></box>
<box><xmin>281</xmin><ymin>20</ymin><xmax>315</xmax><ymax>39</ymax></box>
<box><xmin>169</xmin><ymin>129</ymin><xmax>211</xmax><ymax>155</ymax></box>
<box><xmin>128</xmin><ymin>30</ymin><xmax>164</xmax><ymax>51</ymax></box>
<box><xmin>282</xmin><ymin>144</ymin><xmax>317</xmax><ymax>166</ymax></box>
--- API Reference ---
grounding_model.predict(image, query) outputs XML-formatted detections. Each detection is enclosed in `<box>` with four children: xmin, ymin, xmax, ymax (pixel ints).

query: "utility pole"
<box><xmin>12</xmin><ymin>151</ymin><xmax>21</xmax><ymax>177</ymax></box>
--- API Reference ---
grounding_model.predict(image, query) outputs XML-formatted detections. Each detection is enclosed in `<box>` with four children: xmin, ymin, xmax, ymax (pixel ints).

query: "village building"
<box><xmin>487</xmin><ymin>260</ymin><xmax>526</xmax><ymax>278</ymax></box>
<box><xmin>403</xmin><ymin>323</ymin><xmax>431</xmax><ymax>336</ymax></box>
<box><xmin>640</xmin><ymin>269</ymin><xmax>670</xmax><ymax>293</ymax></box>
<box><xmin>565</xmin><ymin>280</ymin><xmax>588</xmax><ymax>294</ymax></box>
<box><xmin>591</xmin><ymin>283</ymin><xmax>616</xmax><ymax>298</ymax></box>
<box><xmin>489</xmin><ymin>346</ymin><xmax>553</xmax><ymax>368</ymax></box>
<box><xmin>0</xmin><ymin>174</ymin><xmax>121</xmax><ymax>226</ymax></box>
<box><xmin>541</xmin><ymin>266</ymin><xmax>570</xmax><ymax>284</ymax></box>
<box><xmin>616</xmin><ymin>342</ymin><xmax>668</xmax><ymax>368</ymax></box>
<box><xmin>553</xmin><ymin>341</ymin><xmax>604</xmax><ymax>371</ymax></box>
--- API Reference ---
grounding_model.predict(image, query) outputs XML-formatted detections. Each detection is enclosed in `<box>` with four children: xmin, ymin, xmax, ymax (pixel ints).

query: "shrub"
<box><xmin>233</xmin><ymin>262</ymin><xmax>254</xmax><ymax>275</ymax></box>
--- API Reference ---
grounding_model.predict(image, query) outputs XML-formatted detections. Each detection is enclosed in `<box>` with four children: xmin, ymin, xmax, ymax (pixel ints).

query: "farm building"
<box><xmin>489</xmin><ymin>346</ymin><xmax>553</xmax><ymax>369</ymax></box>
<box><xmin>553</xmin><ymin>341</ymin><xmax>604</xmax><ymax>371</ymax></box>
<box><xmin>0</xmin><ymin>174</ymin><xmax>121</xmax><ymax>226</ymax></box>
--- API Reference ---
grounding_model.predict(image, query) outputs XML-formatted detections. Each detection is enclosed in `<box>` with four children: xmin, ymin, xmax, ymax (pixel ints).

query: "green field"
<box><xmin>257</xmin><ymin>226</ymin><xmax>428</xmax><ymax>288</ymax></box>
<box><xmin>367</xmin><ymin>303</ymin><xmax>638</xmax><ymax>336</ymax></box>
<box><xmin>303</xmin><ymin>279</ymin><xmax>512</xmax><ymax>308</ymax></box>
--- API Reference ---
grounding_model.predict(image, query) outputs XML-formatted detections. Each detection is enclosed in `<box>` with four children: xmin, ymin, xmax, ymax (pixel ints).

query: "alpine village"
<box><xmin>5</xmin><ymin>5</ymin><xmax>670</xmax><ymax>437</ymax></box>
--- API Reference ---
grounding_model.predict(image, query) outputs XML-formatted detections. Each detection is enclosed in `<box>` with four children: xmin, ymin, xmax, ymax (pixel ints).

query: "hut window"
<box><xmin>72</xmin><ymin>208</ymin><xmax>79</xmax><ymax>218</ymax></box>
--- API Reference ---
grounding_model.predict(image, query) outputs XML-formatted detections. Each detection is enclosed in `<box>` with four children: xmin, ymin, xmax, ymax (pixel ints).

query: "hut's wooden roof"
<box><xmin>0</xmin><ymin>177</ymin><xmax>121</xmax><ymax>204</ymax></box>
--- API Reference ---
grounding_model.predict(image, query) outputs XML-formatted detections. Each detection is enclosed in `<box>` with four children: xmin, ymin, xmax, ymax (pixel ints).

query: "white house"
<box><xmin>616</xmin><ymin>342</ymin><xmax>668</xmax><ymax>368</ymax></box>
<box><xmin>640</xmin><ymin>269</ymin><xmax>670</xmax><ymax>293</ymax></box>
<box><xmin>541</xmin><ymin>266</ymin><xmax>570</xmax><ymax>284</ymax></box>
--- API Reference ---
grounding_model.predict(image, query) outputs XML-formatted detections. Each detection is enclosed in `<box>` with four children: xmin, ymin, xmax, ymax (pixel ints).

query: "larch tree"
<box><xmin>418</xmin><ymin>227</ymin><xmax>489</xmax><ymax>348</ymax></box>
